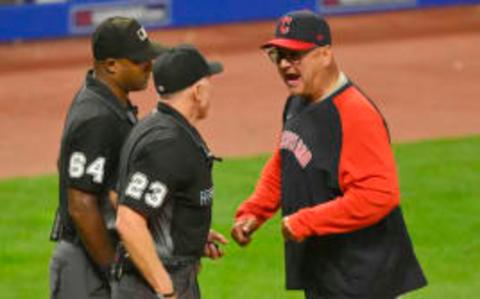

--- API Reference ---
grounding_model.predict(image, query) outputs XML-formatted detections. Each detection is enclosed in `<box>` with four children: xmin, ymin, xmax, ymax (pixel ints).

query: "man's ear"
<box><xmin>192</xmin><ymin>79</ymin><xmax>207</xmax><ymax>102</ymax></box>
<box><xmin>103</xmin><ymin>58</ymin><xmax>118</xmax><ymax>74</ymax></box>
<box><xmin>320</xmin><ymin>46</ymin><xmax>333</xmax><ymax>67</ymax></box>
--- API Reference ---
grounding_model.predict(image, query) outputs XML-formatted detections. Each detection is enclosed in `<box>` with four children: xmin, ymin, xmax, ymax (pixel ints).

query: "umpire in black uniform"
<box><xmin>113</xmin><ymin>45</ymin><xmax>226</xmax><ymax>299</ymax></box>
<box><xmin>49</xmin><ymin>17</ymin><xmax>166</xmax><ymax>299</ymax></box>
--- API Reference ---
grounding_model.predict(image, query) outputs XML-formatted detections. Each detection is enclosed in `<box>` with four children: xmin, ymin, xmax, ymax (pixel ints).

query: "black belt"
<box><xmin>117</xmin><ymin>255</ymin><xmax>199</xmax><ymax>281</ymax></box>
<box><xmin>160</xmin><ymin>255</ymin><xmax>199</xmax><ymax>268</ymax></box>
<box><xmin>125</xmin><ymin>256</ymin><xmax>198</xmax><ymax>271</ymax></box>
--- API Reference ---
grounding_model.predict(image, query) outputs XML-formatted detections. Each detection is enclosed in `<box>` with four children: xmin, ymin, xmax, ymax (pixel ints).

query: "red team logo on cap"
<box><xmin>279</xmin><ymin>16</ymin><xmax>293</xmax><ymax>35</ymax></box>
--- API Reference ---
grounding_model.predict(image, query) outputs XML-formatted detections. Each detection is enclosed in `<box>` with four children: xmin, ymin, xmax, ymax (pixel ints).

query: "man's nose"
<box><xmin>278</xmin><ymin>57</ymin><xmax>293</xmax><ymax>69</ymax></box>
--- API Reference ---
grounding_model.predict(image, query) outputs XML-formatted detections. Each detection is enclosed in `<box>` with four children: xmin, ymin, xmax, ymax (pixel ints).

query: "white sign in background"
<box><xmin>69</xmin><ymin>0</ymin><xmax>171</xmax><ymax>35</ymax></box>
<box><xmin>318</xmin><ymin>0</ymin><xmax>417</xmax><ymax>13</ymax></box>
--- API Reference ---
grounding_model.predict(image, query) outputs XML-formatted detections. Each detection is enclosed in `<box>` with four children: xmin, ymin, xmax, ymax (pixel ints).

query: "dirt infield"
<box><xmin>0</xmin><ymin>5</ymin><xmax>479</xmax><ymax>178</ymax></box>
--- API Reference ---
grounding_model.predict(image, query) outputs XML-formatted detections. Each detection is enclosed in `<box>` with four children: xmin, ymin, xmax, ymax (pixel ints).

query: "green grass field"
<box><xmin>1</xmin><ymin>136</ymin><xmax>479</xmax><ymax>298</ymax></box>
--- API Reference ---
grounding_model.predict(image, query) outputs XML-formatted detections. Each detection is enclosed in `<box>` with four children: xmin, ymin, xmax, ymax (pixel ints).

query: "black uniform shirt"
<box><xmin>54</xmin><ymin>70</ymin><xmax>137</xmax><ymax>240</ymax></box>
<box><xmin>117</xmin><ymin>102</ymin><xmax>214</xmax><ymax>258</ymax></box>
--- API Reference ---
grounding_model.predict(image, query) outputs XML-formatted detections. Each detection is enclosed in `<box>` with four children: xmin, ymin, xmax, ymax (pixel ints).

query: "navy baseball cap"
<box><xmin>153</xmin><ymin>44</ymin><xmax>223</xmax><ymax>95</ymax></box>
<box><xmin>262</xmin><ymin>10</ymin><xmax>331</xmax><ymax>51</ymax></box>
<box><xmin>92</xmin><ymin>16</ymin><xmax>168</xmax><ymax>61</ymax></box>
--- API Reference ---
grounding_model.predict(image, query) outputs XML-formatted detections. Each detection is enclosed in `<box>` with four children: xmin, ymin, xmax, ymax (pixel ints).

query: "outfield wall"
<box><xmin>0</xmin><ymin>0</ymin><xmax>479</xmax><ymax>42</ymax></box>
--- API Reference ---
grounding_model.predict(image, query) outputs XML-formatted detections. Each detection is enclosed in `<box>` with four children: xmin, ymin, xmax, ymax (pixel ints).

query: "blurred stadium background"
<box><xmin>0</xmin><ymin>0</ymin><xmax>479</xmax><ymax>298</ymax></box>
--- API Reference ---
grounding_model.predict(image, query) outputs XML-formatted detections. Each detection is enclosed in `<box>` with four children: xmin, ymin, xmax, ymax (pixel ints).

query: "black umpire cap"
<box><xmin>153</xmin><ymin>44</ymin><xmax>223</xmax><ymax>96</ymax></box>
<box><xmin>92</xmin><ymin>16</ymin><xmax>168</xmax><ymax>61</ymax></box>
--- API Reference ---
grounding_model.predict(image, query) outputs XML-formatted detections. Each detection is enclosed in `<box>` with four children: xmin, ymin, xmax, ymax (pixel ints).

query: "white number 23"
<box><xmin>125</xmin><ymin>172</ymin><xmax>168</xmax><ymax>208</ymax></box>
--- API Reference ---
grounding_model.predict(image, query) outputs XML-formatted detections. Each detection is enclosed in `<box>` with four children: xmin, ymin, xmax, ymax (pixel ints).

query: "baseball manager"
<box><xmin>232</xmin><ymin>10</ymin><xmax>427</xmax><ymax>299</ymax></box>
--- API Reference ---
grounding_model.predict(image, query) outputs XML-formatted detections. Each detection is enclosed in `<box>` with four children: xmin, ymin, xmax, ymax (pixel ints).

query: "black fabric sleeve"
<box><xmin>65</xmin><ymin>115</ymin><xmax>123</xmax><ymax>194</ymax></box>
<box><xmin>119</xmin><ymin>137</ymin><xmax>190</xmax><ymax>217</ymax></box>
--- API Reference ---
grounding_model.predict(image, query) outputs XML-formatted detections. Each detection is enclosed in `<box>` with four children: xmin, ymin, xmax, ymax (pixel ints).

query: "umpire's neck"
<box><xmin>159</xmin><ymin>78</ymin><xmax>211</xmax><ymax>127</ymax></box>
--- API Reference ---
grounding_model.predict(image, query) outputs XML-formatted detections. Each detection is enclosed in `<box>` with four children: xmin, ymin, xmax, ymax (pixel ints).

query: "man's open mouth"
<box><xmin>284</xmin><ymin>73</ymin><xmax>301</xmax><ymax>85</ymax></box>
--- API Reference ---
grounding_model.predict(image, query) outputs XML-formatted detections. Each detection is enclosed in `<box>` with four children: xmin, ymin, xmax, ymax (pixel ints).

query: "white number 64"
<box><xmin>69</xmin><ymin>152</ymin><xmax>106</xmax><ymax>183</ymax></box>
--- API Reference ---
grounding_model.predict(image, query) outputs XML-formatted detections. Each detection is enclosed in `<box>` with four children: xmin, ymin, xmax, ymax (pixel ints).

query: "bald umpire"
<box><xmin>113</xmin><ymin>44</ymin><xmax>226</xmax><ymax>299</ymax></box>
<box><xmin>49</xmin><ymin>17</ymin><xmax>166</xmax><ymax>299</ymax></box>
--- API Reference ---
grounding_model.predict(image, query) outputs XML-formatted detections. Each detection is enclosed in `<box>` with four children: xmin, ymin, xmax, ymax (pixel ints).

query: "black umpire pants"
<box><xmin>112</xmin><ymin>261</ymin><xmax>201</xmax><ymax>299</ymax></box>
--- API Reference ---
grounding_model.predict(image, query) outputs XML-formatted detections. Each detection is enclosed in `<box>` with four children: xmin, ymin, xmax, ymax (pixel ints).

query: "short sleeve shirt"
<box><xmin>55</xmin><ymin>70</ymin><xmax>137</xmax><ymax>237</ymax></box>
<box><xmin>117</xmin><ymin>103</ymin><xmax>214</xmax><ymax>257</ymax></box>
<box><xmin>120</xmin><ymin>136</ymin><xmax>191</xmax><ymax>216</ymax></box>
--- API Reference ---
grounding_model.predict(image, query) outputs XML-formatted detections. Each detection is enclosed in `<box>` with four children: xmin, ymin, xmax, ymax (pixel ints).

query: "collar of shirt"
<box><xmin>156</xmin><ymin>102</ymin><xmax>222</xmax><ymax>162</ymax></box>
<box><xmin>318</xmin><ymin>71</ymin><xmax>349</xmax><ymax>102</ymax></box>
<box><xmin>156</xmin><ymin>101</ymin><xmax>202</xmax><ymax>139</ymax></box>
<box><xmin>85</xmin><ymin>70</ymin><xmax>138</xmax><ymax>124</ymax></box>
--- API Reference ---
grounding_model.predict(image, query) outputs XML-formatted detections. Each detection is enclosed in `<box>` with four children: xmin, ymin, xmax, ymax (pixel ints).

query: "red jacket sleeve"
<box><xmin>288</xmin><ymin>88</ymin><xmax>400</xmax><ymax>239</ymax></box>
<box><xmin>235</xmin><ymin>148</ymin><xmax>281</xmax><ymax>225</ymax></box>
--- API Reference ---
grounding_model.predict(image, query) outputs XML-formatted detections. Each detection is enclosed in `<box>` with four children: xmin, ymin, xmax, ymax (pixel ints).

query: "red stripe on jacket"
<box><xmin>235</xmin><ymin>148</ymin><xmax>281</xmax><ymax>225</ymax></box>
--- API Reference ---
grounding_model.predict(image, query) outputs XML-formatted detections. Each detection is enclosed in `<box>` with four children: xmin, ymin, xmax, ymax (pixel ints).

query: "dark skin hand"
<box><xmin>68</xmin><ymin>188</ymin><xmax>115</xmax><ymax>268</ymax></box>
<box><xmin>203</xmin><ymin>229</ymin><xmax>228</xmax><ymax>259</ymax></box>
